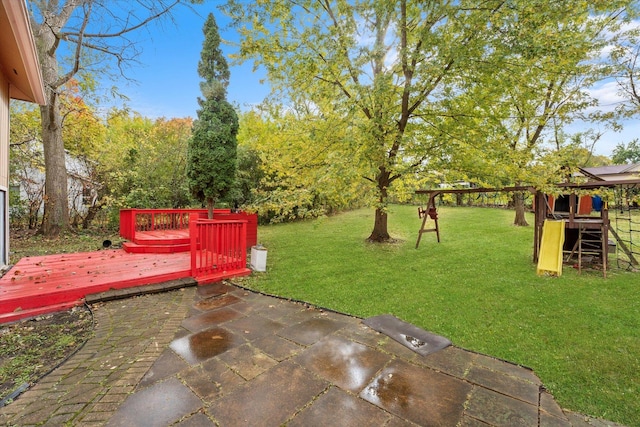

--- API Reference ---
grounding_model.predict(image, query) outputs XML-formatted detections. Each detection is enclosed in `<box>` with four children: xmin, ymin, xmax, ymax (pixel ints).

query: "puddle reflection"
<box><xmin>170</xmin><ymin>327</ymin><xmax>238</xmax><ymax>364</ymax></box>
<box><xmin>402</xmin><ymin>334</ymin><xmax>427</xmax><ymax>349</ymax></box>
<box><xmin>362</xmin><ymin>367</ymin><xmax>412</xmax><ymax>410</ymax></box>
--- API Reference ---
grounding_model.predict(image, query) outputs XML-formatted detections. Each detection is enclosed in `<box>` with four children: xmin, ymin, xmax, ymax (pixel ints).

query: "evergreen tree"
<box><xmin>187</xmin><ymin>13</ymin><xmax>238</xmax><ymax>217</ymax></box>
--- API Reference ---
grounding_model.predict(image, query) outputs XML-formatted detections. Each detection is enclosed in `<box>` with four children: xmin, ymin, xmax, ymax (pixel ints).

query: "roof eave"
<box><xmin>2</xmin><ymin>0</ymin><xmax>46</xmax><ymax>105</ymax></box>
<box><xmin>576</xmin><ymin>167</ymin><xmax>605</xmax><ymax>181</ymax></box>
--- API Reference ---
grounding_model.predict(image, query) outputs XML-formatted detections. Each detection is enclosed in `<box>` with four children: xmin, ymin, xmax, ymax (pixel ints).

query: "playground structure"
<box><xmin>415</xmin><ymin>179</ymin><xmax>640</xmax><ymax>277</ymax></box>
<box><xmin>533</xmin><ymin>190</ymin><xmax>609</xmax><ymax>277</ymax></box>
<box><xmin>611</xmin><ymin>185</ymin><xmax>640</xmax><ymax>270</ymax></box>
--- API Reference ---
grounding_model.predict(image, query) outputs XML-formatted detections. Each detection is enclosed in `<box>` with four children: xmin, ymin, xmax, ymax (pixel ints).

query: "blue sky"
<box><xmin>114</xmin><ymin>2</ymin><xmax>269</xmax><ymax>119</ymax></box>
<box><xmin>112</xmin><ymin>2</ymin><xmax>637</xmax><ymax>157</ymax></box>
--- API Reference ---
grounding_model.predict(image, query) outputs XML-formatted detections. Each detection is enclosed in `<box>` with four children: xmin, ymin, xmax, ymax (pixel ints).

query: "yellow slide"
<box><xmin>537</xmin><ymin>220</ymin><xmax>565</xmax><ymax>276</ymax></box>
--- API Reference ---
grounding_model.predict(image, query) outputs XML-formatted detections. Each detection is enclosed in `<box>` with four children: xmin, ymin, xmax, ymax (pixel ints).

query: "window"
<box><xmin>82</xmin><ymin>186</ymin><xmax>92</xmax><ymax>206</ymax></box>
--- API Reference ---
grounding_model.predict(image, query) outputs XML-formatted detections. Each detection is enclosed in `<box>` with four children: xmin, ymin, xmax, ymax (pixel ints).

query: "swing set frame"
<box><xmin>415</xmin><ymin>180</ymin><xmax>640</xmax><ymax>271</ymax></box>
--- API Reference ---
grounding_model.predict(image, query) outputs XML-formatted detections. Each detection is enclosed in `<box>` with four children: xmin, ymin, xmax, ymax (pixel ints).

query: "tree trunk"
<box><xmin>40</xmin><ymin>98</ymin><xmax>69</xmax><ymax>236</ymax></box>
<box><xmin>367</xmin><ymin>168</ymin><xmax>392</xmax><ymax>242</ymax></box>
<box><xmin>207</xmin><ymin>198</ymin><xmax>214</xmax><ymax>219</ymax></box>
<box><xmin>513</xmin><ymin>191</ymin><xmax>529</xmax><ymax>226</ymax></box>
<box><xmin>368</xmin><ymin>207</ymin><xmax>390</xmax><ymax>242</ymax></box>
<box><xmin>29</xmin><ymin>198</ymin><xmax>41</xmax><ymax>230</ymax></box>
<box><xmin>35</xmin><ymin>16</ymin><xmax>70</xmax><ymax>237</ymax></box>
<box><xmin>81</xmin><ymin>201</ymin><xmax>104</xmax><ymax>229</ymax></box>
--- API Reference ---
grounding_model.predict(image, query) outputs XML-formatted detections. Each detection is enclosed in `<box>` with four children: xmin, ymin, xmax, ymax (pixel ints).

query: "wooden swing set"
<box><xmin>414</xmin><ymin>186</ymin><xmax>532</xmax><ymax>249</ymax></box>
<box><xmin>415</xmin><ymin>180</ymin><xmax>640</xmax><ymax>275</ymax></box>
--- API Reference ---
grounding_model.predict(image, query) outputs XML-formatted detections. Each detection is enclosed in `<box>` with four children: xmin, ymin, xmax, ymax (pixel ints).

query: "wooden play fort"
<box><xmin>416</xmin><ymin>179</ymin><xmax>640</xmax><ymax>277</ymax></box>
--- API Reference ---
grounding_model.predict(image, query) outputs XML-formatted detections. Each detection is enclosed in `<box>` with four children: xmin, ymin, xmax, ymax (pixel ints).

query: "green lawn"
<box><xmin>239</xmin><ymin>205</ymin><xmax>639</xmax><ymax>426</ymax></box>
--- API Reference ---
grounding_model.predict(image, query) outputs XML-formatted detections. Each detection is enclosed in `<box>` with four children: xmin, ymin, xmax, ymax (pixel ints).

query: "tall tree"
<box><xmin>29</xmin><ymin>0</ymin><xmax>190</xmax><ymax>236</ymax></box>
<box><xmin>10</xmin><ymin>80</ymin><xmax>105</xmax><ymax>230</ymax></box>
<box><xmin>187</xmin><ymin>13</ymin><xmax>238</xmax><ymax>218</ymax></box>
<box><xmin>225</xmin><ymin>0</ymin><xmax>635</xmax><ymax>237</ymax></box>
<box><xmin>489</xmin><ymin>1</ymin><xmax>631</xmax><ymax>225</ymax></box>
<box><xmin>611</xmin><ymin>24</ymin><xmax>640</xmax><ymax>115</ymax></box>
<box><xmin>478</xmin><ymin>1</ymin><xmax>631</xmax><ymax>225</ymax></box>
<box><xmin>224</xmin><ymin>0</ymin><xmax>503</xmax><ymax>241</ymax></box>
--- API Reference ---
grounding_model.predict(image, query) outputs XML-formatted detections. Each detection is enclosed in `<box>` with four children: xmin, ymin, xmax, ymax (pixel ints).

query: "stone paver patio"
<box><xmin>0</xmin><ymin>282</ymin><xmax>626</xmax><ymax>426</ymax></box>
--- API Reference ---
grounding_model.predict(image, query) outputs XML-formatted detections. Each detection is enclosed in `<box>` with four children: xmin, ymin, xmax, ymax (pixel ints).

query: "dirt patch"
<box><xmin>0</xmin><ymin>307</ymin><xmax>94</xmax><ymax>405</ymax></box>
<box><xmin>9</xmin><ymin>229</ymin><xmax>122</xmax><ymax>264</ymax></box>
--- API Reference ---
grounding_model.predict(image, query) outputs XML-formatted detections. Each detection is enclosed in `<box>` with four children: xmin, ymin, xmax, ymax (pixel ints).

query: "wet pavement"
<box><xmin>0</xmin><ymin>282</ymin><xmax>626</xmax><ymax>426</ymax></box>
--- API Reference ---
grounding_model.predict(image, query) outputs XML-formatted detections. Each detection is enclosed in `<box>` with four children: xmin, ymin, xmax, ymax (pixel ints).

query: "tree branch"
<box><xmin>61</xmin><ymin>1</ymin><xmax>180</xmax><ymax>40</ymax></box>
<box><xmin>53</xmin><ymin>2</ymin><xmax>92</xmax><ymax>89</ymax></box>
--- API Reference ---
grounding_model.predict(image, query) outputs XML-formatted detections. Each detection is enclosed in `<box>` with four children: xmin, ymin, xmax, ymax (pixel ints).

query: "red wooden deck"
<box><xmin>0</xmin><ymin>211</ymin><xmax>257</xmax><ymax>323</ymax></box>
<box><xmin>0</xmin><ymin>249</ymin><xmax>192</xmax><ymax>324</ymax></box>
<box><xmin>119</xmin><ymin>209</ymin><xmax>258</xmax><ymax>254</ymax></box>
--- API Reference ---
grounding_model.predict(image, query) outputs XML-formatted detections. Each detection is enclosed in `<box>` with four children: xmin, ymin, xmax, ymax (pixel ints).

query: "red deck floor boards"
<box><xmin>0</xmin><ymin>249</ymin><xmax>192</xmax><ymax>323</ymax></box>
<box><xmin>123</xmin><ymin>229</ymin><xmax>191</xmax><ymax>253</ymax></box>
<box><xmin>1</xmin><ymin>227</ymin><xmax>253</xmax><ymax>323</ymax></box>
<box><xmin>134</xmin><ymin>229</ymin><xmax>190</xmax><ymax>244</ymax></box>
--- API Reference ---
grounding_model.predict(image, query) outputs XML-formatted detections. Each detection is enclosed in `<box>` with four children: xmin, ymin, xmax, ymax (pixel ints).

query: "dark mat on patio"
<box><xmin>363</xmin><ymin>314</ymin><xmax>451</xmax><ymax>357</ymax></box>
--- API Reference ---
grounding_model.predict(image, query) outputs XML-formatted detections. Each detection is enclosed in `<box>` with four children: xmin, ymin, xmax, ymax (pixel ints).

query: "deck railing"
<box><xmin>119</xmin><ymin>208</ymin><xmax>257</xmax><ymax>248</ymax></box>
<box><xmin>189</xmin><ymin>213</ymin><xmax>247</xmax><ymax>278</ymax></box>
<box><xmin>119</xmin><ymin>208</ymin><xmax>211</xmax><ymax>240</ymax></box>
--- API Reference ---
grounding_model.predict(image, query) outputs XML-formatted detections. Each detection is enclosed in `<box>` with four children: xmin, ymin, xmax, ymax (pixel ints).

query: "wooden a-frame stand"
<box><xmin>415</xmin><ymin>195</ymin><xmax>440</xmax><ymax>248</ymax></box>
<box><xmin>414</xmin><ymin>186</ymin><xmax>534</xmax><ymax>249</ymax></box>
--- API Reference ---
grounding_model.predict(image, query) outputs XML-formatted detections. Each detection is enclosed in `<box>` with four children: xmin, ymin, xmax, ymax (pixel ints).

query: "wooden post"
<box><xmin>240</xmin><ymin>220</ymin><xmax>247</xmax><ymax>269</ymax></box>
<box><xmin>189</xmin><ymin>213</ymin><xmax>198</xmax><ymax>276</ymax></box>
<box><xmin>533</xmin><ymin>191</ymin><xmax>547</xmax><ymax>262</ymax></box>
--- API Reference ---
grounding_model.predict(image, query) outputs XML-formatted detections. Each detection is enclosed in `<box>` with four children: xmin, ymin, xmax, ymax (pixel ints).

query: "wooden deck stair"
<box><xmin>122</xmin><ymin>229</ymin><xmax>191</xmax><ymax>253</ymax></box>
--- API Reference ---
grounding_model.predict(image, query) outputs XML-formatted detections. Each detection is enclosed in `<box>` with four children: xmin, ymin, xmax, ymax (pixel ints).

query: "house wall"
<box><xmin>599</xmin><ymin>173</ymin><xmax>640</xmax><ymax>182</ymax></box>
<box><xmin>0</xmin><ymin>1</ymin><xmax>45</xmax><ymax>268</ymax></box>
<box><xmin>15</xmin><ymin>150</ymin><xmax>98</xmax><ymax>220</ymax></box>
<box><xmin>0</xmin><ymin>70</ymin><xmax>10</xmax><ymax>266</ymax></box>
<box><xmin>0</xmin><ymin>70</ymin><xmax>8</xmax><ymax>187</ymax></box>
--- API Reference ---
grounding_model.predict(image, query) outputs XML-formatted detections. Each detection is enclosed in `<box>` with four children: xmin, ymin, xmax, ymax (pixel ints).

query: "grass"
<box><xmin>237</xmin><ymin>205</ymin><xmax>639</xmax><ymax>426</ymax></box>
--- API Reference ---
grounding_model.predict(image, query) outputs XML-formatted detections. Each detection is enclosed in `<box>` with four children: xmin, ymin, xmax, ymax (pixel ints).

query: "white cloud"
<box><xmin>586</xmin><ymin>80</ymin><xmax>626</xmax><ymax>113</ymax></box>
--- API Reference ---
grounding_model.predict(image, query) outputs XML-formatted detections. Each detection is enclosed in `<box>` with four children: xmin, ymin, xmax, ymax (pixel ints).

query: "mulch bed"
<box><xmin>0</xmin><ymin>306</ymin><xmax>94</xmax><ymax>405</ymax></box>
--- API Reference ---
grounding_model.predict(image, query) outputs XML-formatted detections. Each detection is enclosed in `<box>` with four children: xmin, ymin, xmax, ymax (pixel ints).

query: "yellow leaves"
<box><xmin>236</xmin><ymin>107</ymin><xmax>370</xmax><ymax>222</ymax></box>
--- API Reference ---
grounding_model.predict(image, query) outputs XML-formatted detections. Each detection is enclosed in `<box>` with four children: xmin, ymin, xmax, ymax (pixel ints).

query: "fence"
<box><xmin>189</xmin><ymin>213</ymin><xmax>248</xmax><ymax>280</ymax></box>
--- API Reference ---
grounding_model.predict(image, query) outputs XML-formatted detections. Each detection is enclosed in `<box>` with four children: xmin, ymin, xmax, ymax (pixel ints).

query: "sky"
<box><xmin>108</xmin><ymin>2</ymin><xmax>639</xmax><ymax>158</ymax></box>
<box><xmin>112</xmin><ymin>2</ymin><xmax>269</xmax><ymax>119</ymax></box>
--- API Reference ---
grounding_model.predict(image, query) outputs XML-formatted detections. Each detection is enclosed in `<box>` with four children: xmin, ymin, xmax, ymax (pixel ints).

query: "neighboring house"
<box><xmin>579</xmin><ymin>163</ymin><xmax>640</xmax><ymax>181</ymax></box>
<box><xmin>438</xmin><ymin>180</ymin><xmax>474</xmax><ymax>189</ymax></box>
<box><xmin>66</xmin><ymin>154</ymin><xmax>100</xmax><ymax>219</ymax></box>
<box><xmin>0</xmin><ymin>0</ymin><xmax>46</xmax><ymax>267</ymax></box>
<box><xmin>12</xmin><ymin>143</ymin><xmax>99</xmax><ymax>224</ymax></box>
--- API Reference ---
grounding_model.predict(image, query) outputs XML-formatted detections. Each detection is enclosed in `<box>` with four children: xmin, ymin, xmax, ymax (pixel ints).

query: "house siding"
<box><xmin>0</xmin><ymin>71</ymin><xmax>9</xmax><ymax>266</ymax></box>
<box><xmin>0</xmin><ymin>71</ymin><xmax>8</xmax><ymax>188</ymax></box>
<box><xmin>1</xmin><ymin>1</ymin><xmax>46</xmax><ymax>268</ymax></box>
